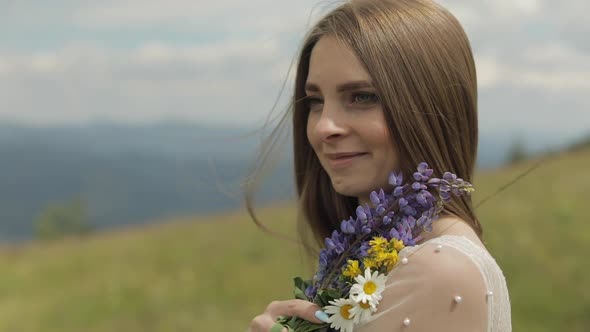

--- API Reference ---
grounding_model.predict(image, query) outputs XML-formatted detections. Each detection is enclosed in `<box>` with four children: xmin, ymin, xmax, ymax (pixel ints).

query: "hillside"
<box><xmin>0</xmin><ymin>147</ymin><xmax>589</xmax><ymax>331</ymax></box>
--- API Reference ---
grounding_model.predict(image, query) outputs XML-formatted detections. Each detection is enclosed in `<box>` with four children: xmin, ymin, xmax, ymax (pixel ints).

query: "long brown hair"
<box><xmin>246</xmin><ymin>0</ymin><xmax>481</xmax><ymax>254</ymax></box>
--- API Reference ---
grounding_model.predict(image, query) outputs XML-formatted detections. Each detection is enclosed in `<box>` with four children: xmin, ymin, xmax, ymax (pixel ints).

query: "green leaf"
<box><xmin>315</xmin><ymin>288</ymin><xmax>342</xmax><ymax>307</ymax></box>
<box><xmin>293</xmin><ymin>286</ymin><xmax>308</xmax><ymax>301</ymax></box>
<box><xmin>279</xmin><ymin>316</ymin><xmax>329</xmax><ymax>332</ymax></box>
<box><xmin>293</xmin><ymin>277</ymin><xmax>306</xmax><ymax>290</ymax></box>
<box><xmin>293</xmin><ymin>277</ymin><xmax>313</xmax><ymax>301</ymax></box>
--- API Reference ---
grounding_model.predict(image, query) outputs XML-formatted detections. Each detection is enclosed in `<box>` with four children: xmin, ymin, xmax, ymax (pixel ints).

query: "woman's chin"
<box><xmin>331</xmin><ymin>183</ymin><xmax>366</xmax><ymax>201</ymax></box>
<box><xmin>331</xmin><ymin>180</ymin><xmax>392</xmax><ymax>205</ymax></box>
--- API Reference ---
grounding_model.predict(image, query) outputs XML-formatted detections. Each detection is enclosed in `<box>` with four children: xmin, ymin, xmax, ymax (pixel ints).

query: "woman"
<box><xmin>247</xmin><ymin>0</ymin><xmax>512</xmax><ymax>331</ymax></box>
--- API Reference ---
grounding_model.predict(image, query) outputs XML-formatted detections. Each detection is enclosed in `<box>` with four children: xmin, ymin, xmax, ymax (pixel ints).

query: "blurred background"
<box><xmin>0</xmin><ymin>0</ymin><xmax>588</xmax><ymax>331</ymax></box>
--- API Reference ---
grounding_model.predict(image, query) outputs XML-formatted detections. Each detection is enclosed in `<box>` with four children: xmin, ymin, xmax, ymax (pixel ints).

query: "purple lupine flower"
<box><xmin>320</xmin><ymin>248</ymin><xmax>328</xmax><ymax>262</ymax></box>
<box><xmin>325</xmin><ymin>230</ymin><xmax>346</xmax><ymax>254</ymax></box>
<box><xmin>402</xmin><ymin>228</ymin><xmax>416</xmax><ymax>246</ymax></box>
<box><xmin>366</xmin><ymin>217</ymin><xmax>377</xmax><ymax>235</ymax></box>
<box><xmin>352</xmin><ymin>241</ymin><xmax>371</xmax><ymax>259</ymax></box>
<box><xmin>356</xmin><ymin>206</ymin><xmax>367</xmax><ymax>221</ymax></box>
<box><xmin>423</xmin><ymin>214</ymin><xmax>436</xmax><ymax>230</ymax></box>
<box><xmin>411</xmin><ymin>181</ymin><xmax>422</xmax><ymax>191</ymax></box>
<box><xmin>413</xmin><ymin>172</ymin><xmax>422</xmax><ymax>181</ymax></box>
<box><xmin>399</xmin><ymin>198</ymin><xmax>408</xmax><ymax>208</ymax></box>
<box><xmin>389</xmin><ymin>227</ymin><xmax>400</xmax><ymax>240</ymax></box>
<box><xmin>417</xmin><ymin>162</ymin><xmax>429</xmax><ymax>174</ymax></box>
<box><xmin>359</xmin><ymin>241</ymin><xmax>370</xmax><ymax>257</ymax></box>
<box><xmin>383</xmin><ymin>215</ymin><xmax>392</xmax><ymax>225</ymax></box>
<box><xmin>377</xmin><ymin>189</ymin><xmax>386</xmax><ymax>202</ymax></box>
<box><xmin>305</xmin><ymin>285</ymin><xmax>318</xmax><ymax>299</ymax></box>
<box><xmin>414</xmin><ymin>162</ymin><xmax>434</xmax><ymax>180</ymax></box>
<box><xmin>428</xmin><ymin>178</ymin><xmax>441</xmax><ymax>185</ymax></box>
<box><xmin>443</xmin><ymin>172</ymin><xmax>457</xmax><ymax>182</ymax></box>
<box><xmin>370</xmin><ymin>191</ymin><xmax>381</xmax><ymax>205</ymax></box>
<box><xmin>389</xmin><ymin>222</ymin><xmax>415</xmax><ymax>245</ymax></box>
<box><xmin>440</xmin><ymin>190</ymin><xmax>451</xmax><ymax>202</ymax></box>
<box><xmin>407</xmin><ymin>216</ymin><xmax>416</xmax><ymax>228</ymax></box>
<box><xmin>416</xmin><ymin>215</ymin><xmax>428</xmax><ymax>227</ymax></box>
<box><xmin>416</xmin><ymin>191</ymin><xmax>427</xmax><ymax>206</ymax></box>
<box><xmin>340</xmin><ymin>217</ymin><xmax>356</xmax><ymax>234</ymax></box>
<box><xmin>389</xmin><ymin>172</ymin><xmax>403</xmax><ymax>186</ymax></box>
<box><xmin>362</xmin><ymin>204</ymin><xmax>373</xmax><ymax>219</ymax></box>
<box><xmin>393</xmin><ymin>186</ymin><xmax>404</xmax><ymax>197</ymax></box>
<box><xmin>361</xmin><ymin>224</ymin><xmax>372</xmax><ymax>234</ymax></box>
<box><xmin>402</xmin><ymin>205</ymin><xmax>417</xmax><ymax>216</ymax></box>
<box><xmin>419</xmin><ymin>190</ymin><xmax>436</xmax><ymax>208</ymax></box>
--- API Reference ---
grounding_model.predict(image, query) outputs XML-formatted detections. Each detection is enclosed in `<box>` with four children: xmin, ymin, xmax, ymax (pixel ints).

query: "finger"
<box><xmin>265</xmin><ymin>299</ymin><xmax>326</xmax><ymax>324</ymax></box>
<box><xmin>249</xmin><ymin>314</ymin><xmax>280</xmax><ymax>332</ymax></box>
<box><xmin>269</xmin><ymin>323</ymin><xmax>288</xmax><ymax>332</ymax></box>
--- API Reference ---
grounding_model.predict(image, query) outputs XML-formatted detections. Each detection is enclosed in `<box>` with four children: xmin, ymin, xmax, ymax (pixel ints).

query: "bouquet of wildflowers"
<box><xmin>276</xmin><ymin>162</ymin><xmax>474</xmax><ymax>332</ymax></box>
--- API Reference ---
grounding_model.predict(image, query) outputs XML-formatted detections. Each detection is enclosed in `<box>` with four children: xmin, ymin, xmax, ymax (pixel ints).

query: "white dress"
<box><xmin>355</xmin><ymin>234</ymin><xmax>512</xmax><ymax>332</ymax></box>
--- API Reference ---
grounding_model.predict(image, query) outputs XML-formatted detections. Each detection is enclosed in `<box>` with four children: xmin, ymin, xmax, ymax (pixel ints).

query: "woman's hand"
<box><xmin>248</xmin><ymin>299</ymin><xmax>330</xmax><ymax>332</ymax></box>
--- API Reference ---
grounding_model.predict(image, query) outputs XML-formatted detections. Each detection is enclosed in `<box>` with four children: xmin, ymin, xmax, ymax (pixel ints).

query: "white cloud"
<box><xmin>134</xmin><ymin>39</ymin><xmax>282</xmax><ymax>67</ymax></box>
<box><xmin>475</xmin><ymin>55</ymin><xmax>505</xmax><ymax>88</ymax></box>
<box><xmin>490</xmin><ymin>0</ymin><xmax>541</xmax><ymax>17</ymax></box>
<box><xmin>522</xmin><ymin>43</ymin><xmax>590</xmax><ymax>67</ymax></box>
<box><xmin>29</xmin><ymin>53</ymin><xmax>62</xmax><ymax>73</ymax></box>
<box><xmin>0</xmin><ymin>38</ymin><xmax>291</xmax><ymax>126</ymax></box>
<box><xmin>475</xmin><ymin>44</ymin><xmax>590</xmax><ymax>92</ymax></box>
<box><xmin>0</xmin><ymin>0</ymin><xmax>588</xmax><ymax>138</ymax></box>
<box><xmin>73</xmin><ymin>0</ymin><xmax>322</xmax><ymax>32</ymax></box>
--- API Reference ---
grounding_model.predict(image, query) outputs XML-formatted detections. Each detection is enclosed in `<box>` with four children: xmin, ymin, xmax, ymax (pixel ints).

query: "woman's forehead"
<box><xmin>306</xmin><ymin>36</ymin><xmax>373</xmax><ymax>91</ymax></box>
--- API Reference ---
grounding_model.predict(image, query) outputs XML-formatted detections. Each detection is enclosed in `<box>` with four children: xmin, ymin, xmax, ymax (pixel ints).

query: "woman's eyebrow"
<box><xmin>304</xmin><ymin>80</ymin><xmax>374</xmax><ymax>93</ymax></box>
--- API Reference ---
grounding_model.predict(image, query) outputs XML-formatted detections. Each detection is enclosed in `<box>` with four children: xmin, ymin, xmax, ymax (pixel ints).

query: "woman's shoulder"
<box><xmin>402</xmin><ymin>233</ymin><xmax>507</xmax><ymax>293</ymax></box>
<box><xmin>356</xmin><ymin>235</ymin><xmax>490</xmax><ymax>331</ymax></box>
<box><xmin>358</xmin><ymin>233</ymin><xmax>511</xmax><ymax>331</ymax></box>
<box><xmin>396</xmin><ymin>234</ymin><xmax>494</xmax><ymax>301</ymax></box>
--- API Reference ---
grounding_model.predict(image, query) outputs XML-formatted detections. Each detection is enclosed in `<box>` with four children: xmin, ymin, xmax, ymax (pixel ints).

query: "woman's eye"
<box><xmin>351</xmin><ymin>92</ymin><xmax>380</xmax><ymax>104</ymax></box>
<box><xmin>304</xmin><ymin>97</ymin><xmax>323</xmax><ymax>111</ymax></box>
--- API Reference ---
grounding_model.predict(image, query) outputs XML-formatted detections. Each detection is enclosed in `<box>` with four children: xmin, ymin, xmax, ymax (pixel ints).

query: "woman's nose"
<box><xmin>314</xmin><ymin>102</ymin><xmax>348</xmax><ymax>141</ymax></box>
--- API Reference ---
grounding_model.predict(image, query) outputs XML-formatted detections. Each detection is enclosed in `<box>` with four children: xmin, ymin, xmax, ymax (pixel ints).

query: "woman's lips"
<box><xmin>325</xmin><ymin>152</ymin><xmax>368</xmax><ymax>169</ymax></box>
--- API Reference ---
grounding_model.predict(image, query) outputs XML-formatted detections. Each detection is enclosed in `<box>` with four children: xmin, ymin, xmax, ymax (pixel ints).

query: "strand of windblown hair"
<box><xmin>474</xmin><ymin>156</ymin><xmax>546</xmax><ymax>209</ymax></box>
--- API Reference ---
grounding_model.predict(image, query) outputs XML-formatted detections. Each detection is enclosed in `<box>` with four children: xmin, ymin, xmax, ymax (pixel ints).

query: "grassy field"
<box><xmin>0</xmin><ymin>147</ymin><xmax>589</xmax><ymax>331</ymax></box>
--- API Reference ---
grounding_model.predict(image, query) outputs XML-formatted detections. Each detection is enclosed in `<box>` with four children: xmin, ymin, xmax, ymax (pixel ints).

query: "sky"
<box><xmin>0</xmin><ymin>0</ymin><xmax>588</xmax><ymax>146</ymax></box>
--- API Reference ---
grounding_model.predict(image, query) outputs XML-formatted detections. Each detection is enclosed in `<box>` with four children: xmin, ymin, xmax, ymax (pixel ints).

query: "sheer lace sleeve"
<box><xmin>355</xmin><ymin>236</ymin><xmax>497</xmax><ymax>332</ymax></box>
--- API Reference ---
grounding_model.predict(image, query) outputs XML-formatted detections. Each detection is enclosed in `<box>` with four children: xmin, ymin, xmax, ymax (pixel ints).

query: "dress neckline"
<box><xmin>406</xmin><ymin>234</ymin><xmax>489</xmax><ymax>257</ymax></box>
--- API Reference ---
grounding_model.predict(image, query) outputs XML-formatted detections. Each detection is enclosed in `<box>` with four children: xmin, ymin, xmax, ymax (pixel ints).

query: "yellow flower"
<box><xmin>362</xmin><ymin>257</ymin><xmax>378</xmax><ymax>269</ymax></box>
<box><xmin>342</xmin><ymin>260</ymin><xmax>362</xmax><ymax>278</ymax></box>
<box><xmin>377</xmin><ymin>251</ymin><xmax>398</xmax><ymax>272</ymax></box>
<box><xmin>369</xmin><ymin>236</ymin><xmax>388</xmax><ymax>248</ymax></box>
<box><xmin>391</xmin><ymin>239</ymin><xmax>405</xmax><ymax>251</ymax></box>
<box><xmin>368</xmin><ymin>236</ymin><xmax>387</xmax><ymax>255</ymax></box>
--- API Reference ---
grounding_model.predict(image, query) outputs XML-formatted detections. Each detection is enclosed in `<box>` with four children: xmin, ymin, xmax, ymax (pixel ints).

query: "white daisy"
<box><xmin>324</xmin><ymin>298</ymin><xmax>357</xmax><ymax>332</ymax></box>
<box><xmin>349</xmin><ymin>300</ymin><xmax>377</xmax><ymax>324</ymax></box>
<box><xmin>349</xmin><ymin>268</ymin><xmax>387</xmax><ymax>306</ymax></box>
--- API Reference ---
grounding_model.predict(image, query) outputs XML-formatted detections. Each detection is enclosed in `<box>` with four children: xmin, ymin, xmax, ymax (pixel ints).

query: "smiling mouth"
<box><xmin>326</xmin><ymin>153</ymin><xmax>368</xmax><ymax>169</ymax></box>
<box><xmin>326</xmin><ymin>152</ymin><xmax>368</xmax><ymax>159</ymax></box>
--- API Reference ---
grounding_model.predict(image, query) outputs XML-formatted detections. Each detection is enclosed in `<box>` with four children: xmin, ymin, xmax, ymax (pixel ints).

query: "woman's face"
<box><xmin>305</xmin><ymin>35</ymin><xmax>399</xmax><ymax>205</ymax></box>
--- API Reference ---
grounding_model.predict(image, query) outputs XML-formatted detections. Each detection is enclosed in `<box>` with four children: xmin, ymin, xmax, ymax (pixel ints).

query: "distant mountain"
<box><xmin>0</xmin><ymin>123</ymin><xmax>294</xmax><ymax>242</ymax></box>
<box><xmin>0</xmin><ymin>122</ymin><xmax>576</xmax><ymax>242</ymax></box>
